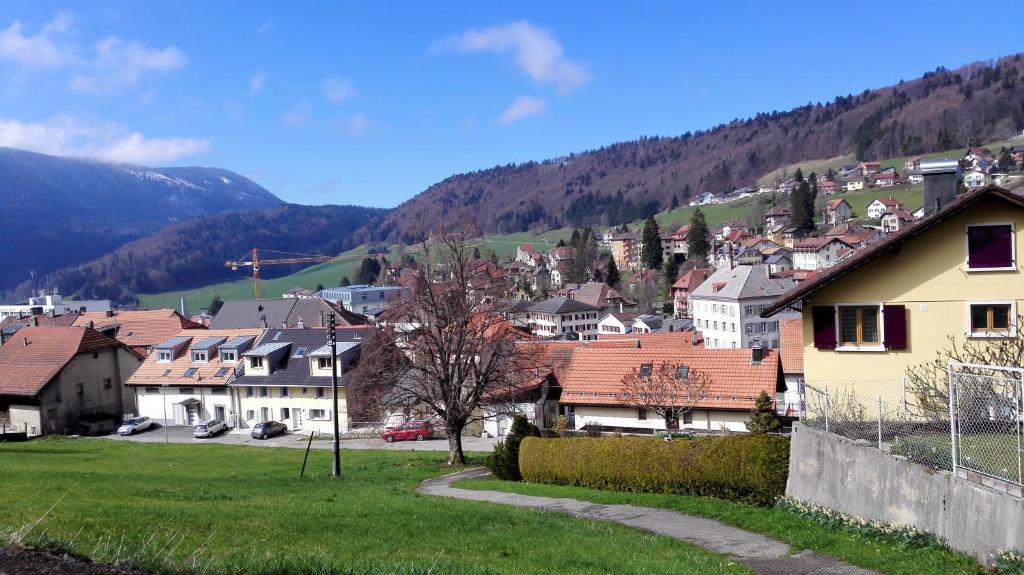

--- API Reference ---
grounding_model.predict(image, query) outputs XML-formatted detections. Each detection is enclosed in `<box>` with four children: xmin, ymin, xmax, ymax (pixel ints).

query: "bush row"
<box><xmin>519</xmin><ymin>434</ymin><xmax>790</xmax><ymax>506</ymax></box>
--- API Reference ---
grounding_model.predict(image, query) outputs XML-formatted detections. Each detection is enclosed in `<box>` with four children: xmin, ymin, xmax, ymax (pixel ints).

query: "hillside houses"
<box><xmin>690</xmin><ymin>264</ymin><xmax>796</xmax><ymax>350</ymax></box>
<box><xmin>866</xmin><ymin>197</ymin><xmax>904</xmax><ymax>219</ymax></box>
<box><xmin>822</xmin><ymin>198</ymin><xmax>852</xmax><ymax>226</ymax></box>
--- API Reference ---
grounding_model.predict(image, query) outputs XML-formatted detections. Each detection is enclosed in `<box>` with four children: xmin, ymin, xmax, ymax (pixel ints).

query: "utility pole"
<box><xmin>328</xmin><ymin>311</ymin><xmax>341</xmax><ymax>478</ymax></box>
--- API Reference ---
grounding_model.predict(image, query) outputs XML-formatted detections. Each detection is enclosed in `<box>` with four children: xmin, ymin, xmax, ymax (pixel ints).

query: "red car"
<box><xmin>382</xmin><ymin>420</ymin><xmax>432</xmax><ymax>442</ymax></box>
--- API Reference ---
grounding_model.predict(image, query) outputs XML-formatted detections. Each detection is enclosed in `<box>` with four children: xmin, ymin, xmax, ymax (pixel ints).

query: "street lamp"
<box><xmin>328</xmin><ymin>311</ymin><xmax>341</xmax><ymax>478</ymax></box>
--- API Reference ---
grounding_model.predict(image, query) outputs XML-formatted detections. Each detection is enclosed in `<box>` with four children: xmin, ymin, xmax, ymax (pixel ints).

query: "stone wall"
<box><xmin>787</xmin><ymin>423</ymin><xmax>1024</xmax><ymax>564</ymax></box>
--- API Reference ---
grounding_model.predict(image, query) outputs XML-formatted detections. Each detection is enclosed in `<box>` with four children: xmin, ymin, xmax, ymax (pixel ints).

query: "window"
<box><xmin>292</xmin><ymin>347</ymin><xmax>308</xmax><ymax>359</ymax></box>
<box><xmin>210</xmin><ymin>388</ymin><xmax>227</xmax><ymax>395</ymax></box>
<box><xmin>183</xmin><ymin>368</ymin><xmax>198</xmax><ymax>378</ymax></box>
<box><xmin>75</xmin><ymin>382</ymin><xmax>84</xmax><ymax>395</ymax></box>
<box><xmin>191</xmin><ymin>351</ymin><xmax>207</xmax><ymax>363</ymax></box>
<box><xmin>638</xmin><ymin>408</ymin><xmax>647</xmax><ymax>420</ymax></box>
<box><xmin>279</xmin><ymin>387</ymin><xmax>289</xmax><ymax>398</ymax></box>
<box><xmin>145</xmin><ymin>387</ymin><xmax>159</xmax><ymax>393</ymax></box>
<box><xmin>246</xmin><ymin>410</ymin><xmax>255</xmax><ymax>420</ymax></box>
<box><xmin>103</xmin><ymin>378</ymin><xmax>112</xmax><ymax>389</ymax></box>
<box><xmin>221</xmin><ymin>351</ymin><xmax>236</xmax><ymax>362</ymax></box>
<box><xmin>180</xmin><ymin>387</ymin><xmax>194</xmax><ymax>394</ymax></box>
<box><xmin>259</xmin><ymin>387</ymin><xmax>269</xmax><ymax>398</ymax></box>
<box><xmin>682</xmin><ymin>411</ymin><xmax>693</xmax><ymax>424</ymax></box>
<box><xmin>157</xmin><ymin>350</ymin><xmax>172</xmax><ymax>362</ymax></box>
<box><xmin>639</xmin><ymin>363</ymin><xmax>653</xmax><ymax>378</ymax></box>
<box><xmin>162</xmin><ymin>369</ymin><xmax>172</xmax><ymax>377</ymax></box>
<box><xmin>309</xmin><ymin>409</ymin><xmax>328</xmax><ymax>420</ymax></box>
<box><xmin>245</xmin><ymin>386</ymin><xmax>254</xmax><ymax>397</ymax></box>
<box><xmin>215</xmin><ymin>367</ymin><xmax>230</xmax><ymax>378</ymax></box>
<box><xmin>281</xmin><ymin>408</ymin><xmax>290</xmax><ymax>420</ymax></box>
<box><xmin>675</xmin><ymin>366</ymin><xmax>689</xmax><ymax>379</ymax></box>
<box><xmin>838</xmin><ymin>305</ymin><xmax>880</xmax><ymax>346</ymax></box>
<box><xmin>968</xmin><ymin>302</ymin><xmax>1014</xmax><ymax>337</ymax></box>
<box><xmin>318</xmin><ymin>357</ymin><xmax>333</xmax><ymax>369</ymax></box>
<box><xmin>966</xmin><ymin>224</ymin><xmax>1014</xmax><ymax>271</ymax></box>
<box><xmin>250</xmin><ymin>356</ymin><xmax>264</xmax><ymax>369</ymax></box>
<box><xmin>314</xmin><ymin>387</ymin><xmax>326</xmax><ymax>399</ymax></box>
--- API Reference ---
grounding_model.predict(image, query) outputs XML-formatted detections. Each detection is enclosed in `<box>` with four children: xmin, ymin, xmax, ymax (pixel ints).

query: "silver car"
<box><xmin>193</xmin><ymin>419</ymin><xmax>227</xmax><ymax>438</ymax></box>
<box><xmin>118</xmin><ymin>416</ymin><xmax>152</xmax><ymax>436</ymax></box>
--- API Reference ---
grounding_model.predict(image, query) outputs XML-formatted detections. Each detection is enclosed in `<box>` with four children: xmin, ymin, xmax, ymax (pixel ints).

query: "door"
<box><xmin>214</xmin><ymin>405</ymin><xmax>226</xmax><ymax>422</ymax></box>
<box><xmin>173</xmin><ymin>404</ymin><xmax>187</xmax><ymax>426</ymax></box>
<box><xmin>291</xmin><ymin>409</ymin><xmax>300</xmax><ymax>430</ymax></box>
<box><xmin>497</xmin><ymin>416</ymin><xmax>509</xmax><ymax>437</ymax></box>
<box><xmin>260</xmin><ymin>407</ymin><xmax>270</xmax><ymax>422</ymax></box>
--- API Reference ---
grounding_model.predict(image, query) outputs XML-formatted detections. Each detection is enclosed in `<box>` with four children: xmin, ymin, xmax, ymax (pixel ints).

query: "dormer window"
<box><xmin>250</xmin><ymin>356</ymin><xmax>264</xmax><ymax>369</ymax></box>
<box><xmin>191</xmin><ymin>351</ymin><xmax>208</xmax><ymax>363</ymax></box>
<box><xmin>221</xmin><ymin>351</ymin><xmax>236</xmax><ymax>362</ymax></box>
<box><xmin>675</xmin><ymin>366</ymin><xmax>690</xmax><ymax>380</ymax></box>
<box><xmin>157</xmin><ymin>350</ymin><xmax>172</xmax><ymax>362</ymax></box>
<box><xmin>639</xmin><ymin>363</ymin><xmax>653</xmax><ymax>378</ymax></box>
<box><xmin>318</xmin><ymin>357</ymin><xmax>333</xmax><ymax>369</ymax></box>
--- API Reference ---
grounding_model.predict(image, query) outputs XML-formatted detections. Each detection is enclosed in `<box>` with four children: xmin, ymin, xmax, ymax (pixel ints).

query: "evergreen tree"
<box><xmin>473</xmin><ymin>246</ymin><xmax>482</xmax><ymax>260</ymax></box>
<box><xmin>794</xmin><ymin>167</ymin><xmax>804</xmax><ymax>182</ymax></box>
<box><xmin>618</xmin><ymin>223</ymin><xmax>630</xmax><ymax>233</ymax></box>
<box><xmin>557</xmin><ymin>238</ymin><xmax>567</xmax><ymax>247</ymax></box>
<box><xmin>790</xmin><ymin>180</ymin><xmax>815</xmax><ymax>231</ymax></box>
<box><xmin>355</xmin><ymin>257</ymin><xmax>382</xmax><ymax>285</ymax></box>
<box><xmin>686</xmin><ymin>208</ymin><xmax>711</xmax><ymax>262</ymax></box>
<box><xmin>208</xmin><ymin>295</ymin><xmax>224</xmax><ymax>316</ymax></box>
<box><xmin>670</xmin><ymin>194</ymin><xmax>679</xmax><ymax>210</ymax></box>
<box><xmin>315</xmin><ymin>283</ymin><xmax>325</xmax><ymax>292</ymax></box>
<box><xmin>664</xmin><ymin>258</ymin><xmax>679</xmax><ymax>288</ymax></box>
<box><xmin>640</xmin><ymin>215</ymin><xmax>663</xmax><ymax>270</ymax></box>
<box><xmin>606</xmin><ymin>257</ymin><xmax>621</xmax><ymax>288</ymax></box>
<box><xmin>339</xmin><ymin>276</ymin><xmax>351</xmax><ymax>287</ymax></box>
<box><xmin>747</xmin><ymin>391</ymin><xmax>782</xmax><ymax>434</ymax></box>
<box><xmin>489</xmin><ymin>251</ymin><xmax>499</xmax><ymax>264</ymax></box>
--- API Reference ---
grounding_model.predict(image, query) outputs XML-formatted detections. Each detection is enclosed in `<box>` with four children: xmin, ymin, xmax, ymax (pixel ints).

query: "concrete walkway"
<box><xmin>418</xmin><ymin>469</ymin><xmax>880</xmax><ymax>575</ymax></box>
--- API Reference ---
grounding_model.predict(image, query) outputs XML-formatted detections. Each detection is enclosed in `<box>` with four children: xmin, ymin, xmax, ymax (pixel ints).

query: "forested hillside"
<box><xmin>371</xmin><ymin>54</ymin><xmax>1024</xmax><ymax>243</ymax></box>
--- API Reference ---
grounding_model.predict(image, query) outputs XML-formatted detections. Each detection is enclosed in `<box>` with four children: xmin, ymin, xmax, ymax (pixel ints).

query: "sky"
<box><xmin>1</xmin><ymin>1</ymin><xmax>1022</xmax><ymax>208</ymax></box>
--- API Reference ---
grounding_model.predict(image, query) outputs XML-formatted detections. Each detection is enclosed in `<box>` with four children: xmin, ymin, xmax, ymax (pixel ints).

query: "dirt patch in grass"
<box><xmin>0</xmin><ymin>544</ymin><xmax>155</xmax><ymax>575</ymax></box>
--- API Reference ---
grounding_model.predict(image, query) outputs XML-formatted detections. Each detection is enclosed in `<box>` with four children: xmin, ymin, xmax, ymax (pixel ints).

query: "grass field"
<box><xmin>0</xmin><ymin>439</ymin><xmax>748</xmax><ymax>575</ymax></box>
<box><xmin>454</xmin><ymin>478</ymin><xmax>986</xmax><ymax>575</ymax></box>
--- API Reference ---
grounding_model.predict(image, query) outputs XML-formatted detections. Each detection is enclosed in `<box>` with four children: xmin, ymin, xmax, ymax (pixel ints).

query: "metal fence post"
<box><xmin>901</xmin><ymin>376</ymin><xmax>908</xmax><ymax>421</ymax></box>
<box><xmin>824</xmin><ymin>385</ymin><xmax>830</xmax><ymax>433</ymax></box>
<box><xmin>947</xmin><ymin>362</ymin><xmax>957</xmax><ymax>477</ymax></box>
<box><xmin>1018</xmin><ymin>372</ymin><xmax>1022</xmax><ymax>486</ymax></box>
<box><xmin>877</xmin><ymin>395</ymin><xmax>883</xmax><ymax>450</ymax></box>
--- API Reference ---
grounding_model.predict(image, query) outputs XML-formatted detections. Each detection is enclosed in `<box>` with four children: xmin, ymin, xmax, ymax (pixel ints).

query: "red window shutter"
<box><xmin>812</xmin><ymin>306</ymin><xmax>836</xmax><ymax>349</ymax></box>
<box><xmin>883</xmin><ymin>304</ymin><xmax>907</xmax><ymax>350</ymax></box>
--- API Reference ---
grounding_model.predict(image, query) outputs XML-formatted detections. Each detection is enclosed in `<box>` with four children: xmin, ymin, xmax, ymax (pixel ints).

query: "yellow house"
<box><xmin>764</xmin><ymin>185</ymin><xmax>1024</xmax><ymax>403</ymax></box>
<box><xmin>232</xmin><ymin>328</ymin><xmax>364</xmax><ymax>433</ymax></box>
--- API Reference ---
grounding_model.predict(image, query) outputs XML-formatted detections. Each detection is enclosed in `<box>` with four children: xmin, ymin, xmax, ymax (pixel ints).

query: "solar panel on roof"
<box><xmin>183</xmin><ymin>368</ymin><xmax>198</xmax><ymax>378</ymax></box>
<box><xmin>215</xmin><ymin>367</ymin><xmax>230</xmax><ymax>378</ymax></box>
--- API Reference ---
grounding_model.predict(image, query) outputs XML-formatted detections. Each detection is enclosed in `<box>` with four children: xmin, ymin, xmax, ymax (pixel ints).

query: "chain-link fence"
<box><xmin>801</xmin><ymin>362</ymin><xmax>1024</xmax><ymax>489</ymax></box>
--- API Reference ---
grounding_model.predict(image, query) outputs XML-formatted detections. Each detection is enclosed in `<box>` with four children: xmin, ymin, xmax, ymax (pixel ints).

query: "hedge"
<box><xmin>519</xmin><ymin>435</ymin><xmax>790</xmax><ymax>506</ymax></box>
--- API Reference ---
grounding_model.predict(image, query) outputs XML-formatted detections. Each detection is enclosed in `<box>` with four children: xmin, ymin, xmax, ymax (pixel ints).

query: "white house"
<box><xmin>792</xmin><ymin>237</ymin><xmax>853</xmax><ymax>271</ymax></box>
<box><xmin>597</xmin><ymin>312</ymin><xmax>639</xmax><ymax>335</ymax></box>
<box><xmin>690</xmin><ymin>265</ymin><xmax>796</xmax><ymax>349</ymax></box>
<box><xmin>319</xmin><ymin>285</ymin><xmax>408</xmax><ymax>315</ymax></box>
<box><xmin>526</xmin><ymin>297</ymin><xmax>601</xmax><ymax>340</ymax></box>
<box><xmin>880</xmin><ymin>208</ymin><xmax>915</xmax><ymax>234</ymax></box>
<box><xmin>866</xmin><ymin>197</ymin><xmax>903</xmax><ymax>219</ymax></box>
<box><xmin>964</xmin><ymin>169</ymin><xmax>988</xmax><ymax>189</ymax></box>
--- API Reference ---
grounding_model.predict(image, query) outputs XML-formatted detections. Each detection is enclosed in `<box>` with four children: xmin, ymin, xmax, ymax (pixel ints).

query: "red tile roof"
<box><xmin>826</xmin><ymin>198</ymin><xmax>850</xmax><ymax>210</ymax></box>
<box><xmin>559</xmin><ymin>345</ymin><xmax>779</xmax><ymax>410</ymax></box>
<box><xmin>72</xmin><ymin>309</ymin><xmax>205</xmax><ymax>351</ymax></box>
<box><xmin>671</xmin><ymin>267</ymin><xmax>713</xmax><ymax>292</ymax></box>
<box><xmin>0</xmin><ymin>313</ymin><xmax>80</xmax><ymax>331</ymax></box>
<box><xmin>780</xmin><ymin>319</ymin><xmax>803</xmax><ymax>374</ymax></box>
<box><xmin>0</xmin><ymin>327</ymin><xmax>122</xmax><ymax>396</ymax></box>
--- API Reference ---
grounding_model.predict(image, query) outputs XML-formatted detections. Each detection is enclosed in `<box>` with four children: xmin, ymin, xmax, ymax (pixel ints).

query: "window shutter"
<box><xmin>883</xmin><ymin>304</ymin><xmax>907</xmax><ymax>350</ymax></box>
<box><xmin>812</xmin><ymin>306</ymin><xmax>836</xmax><ymax>349</ymax></box>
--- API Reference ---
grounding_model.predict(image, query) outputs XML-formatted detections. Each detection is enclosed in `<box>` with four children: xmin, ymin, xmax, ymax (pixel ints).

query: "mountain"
<box><xmin>370</xmin><ymin>54</ymin><xmax>1024</xmax><ymax>243</ymax></box>
<box><xmin>0</xmin><ymin>147</ymin><xmax>283</xmax><ymax>292</ymax></box>
<box><xmin>44</xmin><ymin>204</ymin><xmax>388</xmax><ymax>303</ymax></box>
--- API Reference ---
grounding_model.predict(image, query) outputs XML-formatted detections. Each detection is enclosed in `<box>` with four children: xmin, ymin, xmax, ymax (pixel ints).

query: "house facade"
<box><xmin>690</xmin><ymin>265</ymin><xmax>796</xmax><ymax>349</ymax></box>
<box><xmin>608</xmin><ymin>232</ymin><xmax>642</xmax><ymax>271</ymax></box>
<box><xmin>792</xmin><ymin>237</ymin><xmax>853</xmax><ymax>271</ymax></box>
<box><xmin>823</xmin><ymin>199</ymin><xmax>853</xmax><ymax>227</ymax></box>
<box><xmin>319</xmin><ymin>285</ymin><xmax>408</xmax><ymax>315</ymax></box>
<box><xmin>671</xmin><ymin>268</ymin><xmax>714</xmax><ymax>318</ymax></box>
<box><xmin>526</xmin><ymin>297</ymin><xmax>601</xmax><ymax>340</ymax></box>
<box><xmin>763</xmin><ymin>185</ymin><xmax>1024</xmax><ymax>404</ymax></box>
<box><xmin>866</xmin><ymin>197</ymin><xmax>903</xmax><ymax>219</ymax></box>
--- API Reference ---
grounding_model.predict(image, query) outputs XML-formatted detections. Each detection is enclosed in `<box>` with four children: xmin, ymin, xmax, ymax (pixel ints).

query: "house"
<box><xmin>762</xmin><ymin>184</ymin><xmax>1024</xmax><ymax>404</ymax></box>
<box><xmin>792</xmin><ymin>237</ymin><xmax>853</xmax><ymax>271</ymax></box>
<box><xmin>0</xmin><ymin>311</ymin><xmax>80</xmax><ymax>345</ymax></box>
<box><xmin>516</xmin><ymin>244</ymin><xmax>539</xmax><ymax>264</ymax></box>
<box><xmin>671</xmin><ymin>268</ymin><xmax>713</xmax><ymax>318</ymax></box>
<box><xmin>857</xmin><ymin>161</ymin><xmax>881</xmax><ymax>176</ymax></box>
<box><xmin>764</xmin><ymin>206</ymin><xmax>791</xmax><ymax>228</ymax></box>
<box><xmin>482</xmin><ymin>341</ymin><xmax>575</xmax><ymax>437</ymax></box>
<box><xmin>210</xmin><ymin>298</ymin><xmax>366</xmax><ymax>329</ymax></box>
<box><xmin>778</xmin><ymin>179</ymin><xmax>801</xmax><ymax>194</ymax></box>
<box><xmin>0</xmin><ymin>291</ymin><xmax>110</xmax><ymax>321</ymax></box>
<box><xmin>661</xmin><ymin>225</ymin><xmax>690</xmax><ymax>263</ymax></box>
<box><xmin>963</xmin><ymin>169</ymin><xmax>988</xmax><ymax>189</ymax></box>
<box><xmin>880</xmin><ymin>207</ymin><xmax>915</xmax><ymax>233</ymax></box>
<box><xmin>319</xmin><ymin>285</ymin><xmax>409</xmax><ymax>315</ymax></box>
<box><xmin>608</xmin><ymin>232</ymin><xmax>642</xmax><ymax>271</ymax></box>
<box><xmin>874</xmin><ymin>171</ymin><xmax>901</xmax><ymax>188</ymax></box>
<box><xmin>818</xmin><ymin>180</ymin><xmax>838</xmax><ymax>195</ymax></box>
<box><xmin>906</xmin><ymin>170</ymin><xmax>924</xmax><ymax>185</ymax></box>
<box><xmin>765</xmin><ymin>251</ymin><xmax>793</xmax><ymax>275</ymax></box>
<box><xmin>866</xmin><ymin>197</ymin><xmax>903</xmax><ymax>219</ymax></box>
<box><xmin>597</xmin><ymin>312</ymin><xmax>641</xmax><ymax>335</ymax></box>
<box><xmin>778</xmin><ymin>318</ymin><xmax>803</xmax><ymax>416</ymax></box>
<box><xmin>0</xmin><ymin>327</ymin><xmax>142</xmax><ymax>436</ymax></box>
<box><xmin>555</xmin><ymin>282</ymin><xmax>636</xmax><ymax>313</ymax></box>
<box><xmin>837</xmin><ymin>164</ymin><xmax>860</xmax><ymax>178</ymax></box>
<box><xmin>548</xmin><ymin>246</ymin><xmax>576</xmax><ymax>269</ymax></box>
<box><xmin>232</xmin><ymin>328</ymin><xmax>365</xmax><ymax>433</ymax></box>
<box><xmin>283</xmin><ymin>287</ymin><xmax>315</xmax><ymax>299</ymax></box>
<box><xmin>125</xmin><ymin>329</ymin><xmax>261</xmax><ymax>427</ymax></box>
<box><xmin>72</xmin><ymin>309</ymin><xmax>205</xmax><ymax>358</ymax></box>
<box><xmin>823</xmin><ymin>198</ymin><xmax>853</xmax><ymax>227</ymax></box>
<box><xmin>631</xmin><ymin>315</ymin><xmax>665</xmax><ymax>333</ymax></box>
<box><xmin>530</xmin><ymin>263</ymin><xmax>551</xmax><ymax>293</ymax></box>
<box><xmin>557</xmin><ymin>341</ymin><xmax>783</xmax><ymax>433</ymax></box>
<box><xmin>526</xmin><ymin>297</ymin><xmax>601</xmax><ymax>340</ymax></box>
<box><xmin>842</xmin><ymin>177</ymin><xmax>865</xmax><ymax>192</ymax></box>
<box><xmin>904</xmin><ymin>157</ymin><xmax>923</xmax><ymax>171</ymax></box>
<box><xmin>690</xmin><ymin>264</ymin><xmax>796</xmax><ymax>349</ymax></box>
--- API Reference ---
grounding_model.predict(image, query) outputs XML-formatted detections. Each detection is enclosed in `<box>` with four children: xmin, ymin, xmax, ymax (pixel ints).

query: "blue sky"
<box><xmin>1</xmin><ymin>1</ymin><xmax>1022</xmax><ymax>207</ymax></box>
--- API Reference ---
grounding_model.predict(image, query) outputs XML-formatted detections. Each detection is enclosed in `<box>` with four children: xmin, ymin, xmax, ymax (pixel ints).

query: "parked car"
<box><xmin>117</xmin><ymin>416</ymin><xmax>152</xmax><ymax>436</ymax></box>
<box><xmin>251</xmin><ymin>420</ymin><xmax>287</xmax><ymax>440</ymax></box>
<box><xmin>382</xmin><ymin>420</ymin><xmax>432</xmax><ymax>443</ymax></box>
<box><xmin>193</xmin><ymin>419</ymin><xmax>227</xmax><ymax>438</ymax></box>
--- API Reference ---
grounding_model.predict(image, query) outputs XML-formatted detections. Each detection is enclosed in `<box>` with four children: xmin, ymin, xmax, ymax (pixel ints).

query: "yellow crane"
<box><xmin>224</xmin><ymin>248</ymin><xmax>386</xmax><ymax>298</ymax></box>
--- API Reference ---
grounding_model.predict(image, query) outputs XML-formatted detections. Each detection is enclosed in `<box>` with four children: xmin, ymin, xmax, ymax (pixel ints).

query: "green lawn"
<box><xmin>0</xmin><ymin>439</ymin><xmax>748</xmax><ymax>575</ymax></box>
<box><xmin>453</xmin><ymin>479</ymin><xmax>986</xmax><ymax>575</ymax></box>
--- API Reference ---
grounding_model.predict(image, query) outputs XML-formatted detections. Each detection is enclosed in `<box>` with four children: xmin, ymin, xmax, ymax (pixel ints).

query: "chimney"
<box><xmin>669</xmin><ymin>323</ymin><xmax>675</xmax><ymax>333</ymax></box>
<box><xmin>30</xmin><ymin>316</ymin><xmax>39</xmax><ymax>327</ymax></box>
<box><xmin>79</xmin><ymin>306</ymin><xmax>86</xmax><ymax>314</ymax></box>
<box><xmin>260</xmin><ymin>314</ymin><xmax>268</xmax><ymax>328</ymax></box>
<box><xmin>921</xmin><ymin>159</ymin><xmax>959</xmax><ymax>216</ymax></box>
<box><xmin>22</xmin><ymin>336</ymin><xmax>28</xmax><ymax>347</ymax></box>
<box><xmin>726</xmin><ymin>242</ymin><xmax>734</xmax><ymax>270</ymax></box>
<box><xmin>751</xmin><ymin>344</ymin><xmax>764</xmax><ymax>364</ymax></box>
<box><xmin>47</xmin><ymin>309</ymin><xmax>55</xmax><ymax>319</ymax></box>
<box><xmin>105</xmin><ymin>309</ymin><xmax>114</xmax><ymax>318</ymax></box>
<box><xmin>180</xmin><ymin>297</ymin><xmax>188</xmax><ymax>318</ymax></box>
<box><xmin>691</xmin><ymin>329</ymin><xmax>698</xmax><ymax>345</ymax></box>
<box><xmin>86</xmin><ymin>320</ymin><xmax>94</xmax><ymax>329</ymax></box>
<box><xmin>297</xmin><ymin>317</ymin><xmax>305</xmax><ymax>329</ymax></box>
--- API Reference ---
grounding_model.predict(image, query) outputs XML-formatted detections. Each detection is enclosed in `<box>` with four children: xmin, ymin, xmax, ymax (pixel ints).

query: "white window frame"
<box><xmin>834</xmin><ymin>302</ymin><xmax>886</xmax><ymax>352</ymax></box>
<box><xmin>965</xmin><ymin>300</ymin><xmax>1017</xmax><ymax>339</ymax></box>
<box><xmin>964</xmin><ymin>222</ymin><xmax>1017</xmax><ymax>272</ymax></box>
<box><xmin>156</xmin><ymin>350</ymin><xmax>172</xmax><ymax>362</ymax></box>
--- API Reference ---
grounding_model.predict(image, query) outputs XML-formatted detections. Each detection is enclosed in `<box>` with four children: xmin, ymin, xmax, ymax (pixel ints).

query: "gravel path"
<box><xmin>418</xmin><ymin>469</ymin><xmax>881</xmax><ymax>575</ymax></box>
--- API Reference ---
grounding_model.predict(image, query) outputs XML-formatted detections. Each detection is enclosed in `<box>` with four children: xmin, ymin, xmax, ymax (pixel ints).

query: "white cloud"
<box><xmin>322</xmin><ymin>77</ymin><xmax>356</xmax><ymax>104</ymax></box>
<box><xmin>436</xmin><ymin>21</ymin><xmax>589</xmax><ymax>94</ymax></box>
<box><xmin>70</xmin><ymin>36</ymin><xmax>187</xmax><ymax>93</ymax></box>
<box><xmin>281</xmin><ymin>101</ymin><xmax>311</xmax><ymax>127</ymax></box>
<box><xmin>348</xmin><ymin>112</ymin><xmax>369</xmax><ymax>136</ymax></box>
<box><xmin>0</xmin><ymin>12</ymin><xmax>76</xmax><ymax>68</ymax></box>
<box><xmin>0</xmin><ymin>115</ymin><xmax>209</xmax><ymax>164</ymax></box>
<box><xmin>498</xmin><ymin>96</ymin><xmax>546</xmax><ymax>124</ymax></box>
<box><xmin>249</xmin><ymin>71</ymin><xmax>268</xmax><ymax>94</ymax></box>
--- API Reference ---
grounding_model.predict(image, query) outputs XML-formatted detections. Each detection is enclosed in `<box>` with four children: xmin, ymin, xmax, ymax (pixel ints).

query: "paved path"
<box><xmin>100</xmin><ymin>425</ymin><xmax>498</xmax><ymax>452</ymax></box>
<box><xmin>418</xmin><ymin>469</ymin><xmax>880</xmax><ymax>575</ymax></box>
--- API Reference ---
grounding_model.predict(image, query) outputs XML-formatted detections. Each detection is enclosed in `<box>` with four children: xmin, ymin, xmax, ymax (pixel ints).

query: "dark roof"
<box><xmin>209</xmin><ymin>298</ymin><xmax>368</xmax><ymax>329</ymax></box>
<box><xmin>527</xmin><ymin>297</ymin><xmax>599</xmax><ymax>314</ymax></box>
<box><xmin>232</xmin><ymin>328</ymin><xmax>363</xmax><ymax>388</ymax></box>
<box><xmin>763</xmin><ymin>185</ymin><xmax>1024</xmax><ymax>316</ymax></box>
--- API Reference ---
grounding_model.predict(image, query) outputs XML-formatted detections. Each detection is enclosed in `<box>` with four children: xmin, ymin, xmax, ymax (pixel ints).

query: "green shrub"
<box><xmin>519</xmin><ymin>434</ymin><xmax>790</xmax><ymax>506</ymax></box>
<box><xmin>485</xmin><ymin>416</ymin><xmax>540</xmax><ymax>481</ymax></box>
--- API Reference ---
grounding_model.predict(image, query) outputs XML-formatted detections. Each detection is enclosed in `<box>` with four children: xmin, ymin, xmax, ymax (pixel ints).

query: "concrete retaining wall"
<box><xmin>787</xmin><ymin>423</ymin><xmax>1024</xmax><ymax>564</ymax></box>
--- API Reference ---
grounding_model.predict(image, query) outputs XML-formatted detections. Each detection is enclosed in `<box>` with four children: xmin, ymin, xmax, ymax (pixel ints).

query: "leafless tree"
<box><xmin>350</xmin><ymin>229</ymin><xmax>541</xmax><ymax>465</ymax></box>
<box><xmin>618</xmin><ymin>361</ymin><xmax>711</xmax><ymax>432</ymax></box>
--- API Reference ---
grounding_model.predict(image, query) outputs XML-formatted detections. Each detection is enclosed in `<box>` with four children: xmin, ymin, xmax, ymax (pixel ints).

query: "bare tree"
<box><xmin>351</xmin><ymin>230</ymin><xmax>541</xmax><ymax>465</ymax></box>
<box><xmin>618</xmin><ymin>361</ymin><xmax>711</xmax><ymax>432</ymax></box>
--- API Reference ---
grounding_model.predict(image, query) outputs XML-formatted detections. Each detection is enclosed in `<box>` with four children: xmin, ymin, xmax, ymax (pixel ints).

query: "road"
<box><xmin>100</xmin><ymin>424</ymin><xmax>499</xmax><ymax>452</ymax></box>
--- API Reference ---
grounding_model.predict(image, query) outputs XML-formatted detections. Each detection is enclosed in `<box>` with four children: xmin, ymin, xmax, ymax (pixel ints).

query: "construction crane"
<box><xmin>225</xmin><ymin>248</ymin><xmax>388</xmax><ymax>298</ymax></box>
